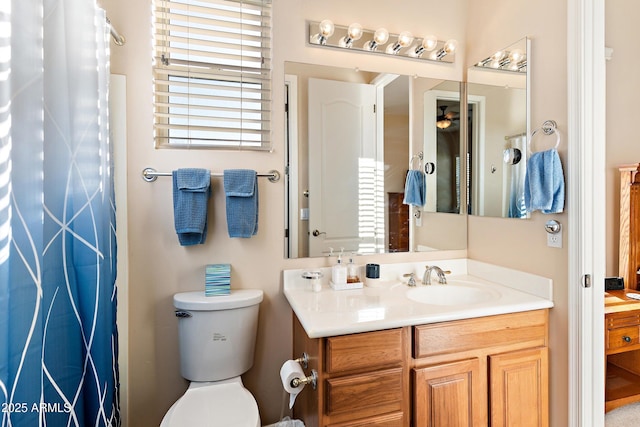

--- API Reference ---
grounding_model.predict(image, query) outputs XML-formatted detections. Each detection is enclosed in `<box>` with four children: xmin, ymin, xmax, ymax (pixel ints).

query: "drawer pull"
<box><xmin>623</xmin><ymin>336</ymin><xmax>632</xmax><ymax>343</ymax></box>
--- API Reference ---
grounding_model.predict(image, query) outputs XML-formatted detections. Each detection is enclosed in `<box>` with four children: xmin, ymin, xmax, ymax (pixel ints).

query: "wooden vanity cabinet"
<box><xmin>293</xmin><ymin>309</ymin><xmax>549</xmax><ymax>427</ymax></box>
<box><xmin>293</xmin><ymin>318</ymin><xmax>410</xmax><ymax>427</ymax></box>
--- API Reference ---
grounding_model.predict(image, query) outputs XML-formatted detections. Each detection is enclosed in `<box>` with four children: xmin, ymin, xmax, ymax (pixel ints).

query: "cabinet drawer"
<box><xmin>325</xmin><ymin>368</ymin><xmax>403</xmax><ymax>416</ymax></box>
<box><xmin>607</xmin><ymin>326</ymin><xmax>640</xmax><ymax>351</ymax></box>
<box><xmin>413</xmin><ymin>310</ymin><xmax>548</xmax><ymax>359</ymax></box>
<box><xmin>327</xmin><ymin>411</ymin><xmax>405</xmax><ymax>427</ymax></box>
<box><xmin>325</xmin><ymin>328</ymin><xmax>404</xmax><ymax>373</ymax></box>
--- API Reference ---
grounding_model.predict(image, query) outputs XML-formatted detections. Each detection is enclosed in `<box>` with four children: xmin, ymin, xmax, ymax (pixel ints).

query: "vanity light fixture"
<box><xmin>475</xmin><ymin>48</ymin><xmax>527</xmax><ymax>73</ymax></box>
<box><xmin>339</xmin><ymin>23</ymin><xmax>363</xmax><ymax>48</ymax></box>
<box><xmin>385</xmin><ymin>31</ymin><xmax>414</xmax><ymax>54</ymax></box>
<box><xmin>311</xmin><ymin>19</ymin><xmax>335</xmax><ymax>45</ymax></box>
<box><xmin>363</xmin><ymin>28</ymin><xmax>389</xmax><ymax>51</ymax></box>
<box><xmin>307</xmin><ymin>20</ymin><xmax>457</xmax><ymax>63</ymax></box>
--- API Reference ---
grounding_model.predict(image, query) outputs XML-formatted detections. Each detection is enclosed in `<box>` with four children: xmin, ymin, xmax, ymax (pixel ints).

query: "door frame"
<box><xmin>567</xmin><ymin>0</ymin><xmax>606</xmax><ymax>425</ymax></box>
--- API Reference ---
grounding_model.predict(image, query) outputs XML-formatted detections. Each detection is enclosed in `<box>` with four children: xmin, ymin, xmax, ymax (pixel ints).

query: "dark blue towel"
<box><xmin>524</xmin><ymin>149</ymin><xmax>565</xmax><ymax>214</ymax></box>
<box><xmin>224</xmin><ymin>169</ymin><xmax>258</xmax><ymax>238</ymax></box>
<box><xmin>172</xmin><ymin>168</ymin><xmax>211</xmax><ymax>246</ymax></box>
<box><xmin>403</xmin><ymin>170</ymin><xmax>426</xmax><ymax>206</ymax></box>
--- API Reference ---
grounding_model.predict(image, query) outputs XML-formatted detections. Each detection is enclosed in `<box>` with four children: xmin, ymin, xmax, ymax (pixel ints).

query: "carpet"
<box><xmin>606</xmin><ymin>402</ymin><xmax>640</xmax><ymax>426</ymax></box>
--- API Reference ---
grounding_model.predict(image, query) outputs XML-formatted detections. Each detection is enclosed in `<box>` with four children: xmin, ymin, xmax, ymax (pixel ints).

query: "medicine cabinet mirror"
<box><xmin>467</xmin><ymin>37</ymin><xmax>530</xmax><ymax>218</ymax></box>
<box><xmin>284</xmin><ymin>61</ymin><xmax>466</xmax><ymax>259</ymax></box>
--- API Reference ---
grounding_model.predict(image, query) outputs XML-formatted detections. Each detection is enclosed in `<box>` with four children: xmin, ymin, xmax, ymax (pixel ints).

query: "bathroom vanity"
<box><xmin>284</xmin><ymin>260</ymin><xmax>553</xmax><ymax>427</ymax></box>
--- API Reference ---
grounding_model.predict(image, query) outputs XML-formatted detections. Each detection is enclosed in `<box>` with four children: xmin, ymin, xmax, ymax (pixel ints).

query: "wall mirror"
<box><xmin>284</xmin><ymin>61</ymin><xmax>466</xmax><ymax>259</ymax></box>
<box><xmin>467</xmin><ymin>37</ymin><xmax>530</xmax><ymax>218</ymax></box>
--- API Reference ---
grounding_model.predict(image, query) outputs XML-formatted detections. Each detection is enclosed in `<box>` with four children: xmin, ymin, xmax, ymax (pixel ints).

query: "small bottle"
<box><xmin>347</xmin><ymin>255</ymin><xmax>360</xmax><ymax>283</ymax></box>
<box><xmin>332</xmin><ymin>253</ymin><xmax>347</xmax><ymax>285</ymax></box>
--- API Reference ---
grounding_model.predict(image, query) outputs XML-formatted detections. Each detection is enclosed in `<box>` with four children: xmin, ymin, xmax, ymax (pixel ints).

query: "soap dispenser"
<box><xmin>331</xmin><ymin>249</ymin><xmax>347</xmax><ymax>286</ymax></box>
<box><xmin>347</xmin><ymin>254</ymin><xmax>360</xmax><ymax>283</ymax></box>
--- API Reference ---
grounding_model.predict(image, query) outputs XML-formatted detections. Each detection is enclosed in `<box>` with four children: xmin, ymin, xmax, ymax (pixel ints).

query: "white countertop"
<box><xmin>283</xmin><ymin>259</ymin><xmax>554</xmax><ymax>338</ymax></box>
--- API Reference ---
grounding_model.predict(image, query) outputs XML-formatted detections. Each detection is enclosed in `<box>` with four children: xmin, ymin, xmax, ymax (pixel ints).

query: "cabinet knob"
<box><xmin>623</xmin><ymin>336</ymin><xmax>632</xmax><ymax>343</ymax></box>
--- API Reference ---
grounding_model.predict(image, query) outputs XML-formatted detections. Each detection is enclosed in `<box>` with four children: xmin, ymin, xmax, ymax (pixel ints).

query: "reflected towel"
<box><xmin>224</xmin><ymin>169</ymin><xmax>258</xmax><ymax>238</ymax></box>
<box><xmin>172</xmin><ymin>168</ymin><xmax>211</xmax><ymax>246</ymax></box>
<box><xmin>403</xmin><ymin>170</ymin><xmax>426</xmax><ymax>206</ymax></box>
<box><xmin>524</xmin><ymin>148</ymin><xmax>565</xmax><ymax>214</ymax></box>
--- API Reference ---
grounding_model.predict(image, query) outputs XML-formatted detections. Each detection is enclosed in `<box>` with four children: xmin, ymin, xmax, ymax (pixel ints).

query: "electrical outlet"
<box><xmin>547</xmin><ymin>232</ymin><xmax>562</xmax><ymax>248</ymax></box>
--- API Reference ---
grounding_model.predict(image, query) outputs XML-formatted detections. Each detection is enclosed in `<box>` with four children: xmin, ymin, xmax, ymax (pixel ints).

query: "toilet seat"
<box><xmin>161</xmin><ymin>378</ymin><xmax>260</xmax><ymax>427</ymax></box>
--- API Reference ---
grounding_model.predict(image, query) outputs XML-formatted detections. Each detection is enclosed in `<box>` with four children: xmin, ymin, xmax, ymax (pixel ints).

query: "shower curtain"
<box><xmin>506</xmin><ymin>135</ymin><xmax>527</xmax><ymax>218</ymax></box>
<box><xmin>0</xmin><ymin>0</ymin><xmax>119</xmax><ymax>426</ymax></box>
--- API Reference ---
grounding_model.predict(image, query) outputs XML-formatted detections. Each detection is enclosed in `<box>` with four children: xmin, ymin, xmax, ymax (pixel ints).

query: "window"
<box><xmin>153</xmin><ymin>0</ymin><xmax>271</xmax><ymax>149</ymax></box>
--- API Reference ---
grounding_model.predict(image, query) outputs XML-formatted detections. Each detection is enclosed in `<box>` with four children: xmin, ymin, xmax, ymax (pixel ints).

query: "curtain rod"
<box><xmin>106</xmin><ymin>17</ymin><xmax>125</xmax><ymax>46</ymax></box>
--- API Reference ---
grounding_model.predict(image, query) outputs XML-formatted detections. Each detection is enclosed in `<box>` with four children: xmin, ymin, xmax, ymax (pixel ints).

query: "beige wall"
<box><xmin>464</xmin><ymin>1</ymin><xmax>569</xmax><ymax>427</ymax></box>
<box><xmin>103</xmin><ymin>0</ymin><xmax>574</xmax><ymax>425</ymax></box>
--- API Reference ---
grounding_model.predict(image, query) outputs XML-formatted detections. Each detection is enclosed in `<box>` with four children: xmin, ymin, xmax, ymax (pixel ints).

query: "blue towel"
<box><xmin>403</xmin><ymin>170</ymin><xmax>426</xmax><ymax>206</ymax></box>
<box><xmin>524</xmin><ymin>149</ymin><xmax>565</xmax><ymax>214</ymax></box>
<box><xmin>224</xmin><ymin>169</ymin><xmax>258</xmax><ymax>238</ymax></box>
<box><xmin>172</xmin><ymin>168</ymin><xmax>211</xmax><ymax>246</ymax></box>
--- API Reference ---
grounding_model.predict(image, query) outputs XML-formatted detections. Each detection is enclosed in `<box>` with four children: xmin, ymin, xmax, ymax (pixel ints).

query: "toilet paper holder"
<box><xmin>294</xmin><ymin>352</ymin><xmax>309</xmax><ymax>369</ymax></box>
<box><xmin>290</xmin><ymin>369</ymin><xmax>318</xmax><ymax>390</ymax></box>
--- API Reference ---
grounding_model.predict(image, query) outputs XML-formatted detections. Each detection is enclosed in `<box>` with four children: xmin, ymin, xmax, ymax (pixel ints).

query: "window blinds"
<box><xmin>153</xmin><ymin>0</ymin><xmax>272</xmax><ymax>149</ymax></box>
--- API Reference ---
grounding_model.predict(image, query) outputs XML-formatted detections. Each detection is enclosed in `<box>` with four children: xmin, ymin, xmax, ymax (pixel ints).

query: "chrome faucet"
<box><xmin>403</xmin><ymin>272</ymin><xmax>417</xmax><ymax>287</ymax></box>
<box><xmin>423</xmin><ymin>265</ymin><xmax>449</xmax><ymax>285</ymax></box>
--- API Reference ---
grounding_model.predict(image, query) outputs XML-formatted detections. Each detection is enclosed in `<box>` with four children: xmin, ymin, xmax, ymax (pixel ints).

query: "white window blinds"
<box><xmin>153</xmin><ymin>0</ymin><xmax>272</xmax><ymax>149</ymax></box>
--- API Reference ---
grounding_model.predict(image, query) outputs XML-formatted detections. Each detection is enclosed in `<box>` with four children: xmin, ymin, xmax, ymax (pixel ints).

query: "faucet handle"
<box><xmin>403</xmin><ymin>273</ymin><xmax>417</xmax><ymax>287</ymax></box>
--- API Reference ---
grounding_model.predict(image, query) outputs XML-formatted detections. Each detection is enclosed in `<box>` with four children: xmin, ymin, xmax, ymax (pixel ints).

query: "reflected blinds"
<box><xmin>153</xmin><ymin>0</ymin><xmax>272</xmax><ymax>149</ymax></box>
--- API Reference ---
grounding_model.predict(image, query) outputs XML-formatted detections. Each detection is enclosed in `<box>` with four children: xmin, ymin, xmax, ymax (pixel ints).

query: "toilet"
<box><xmin>161</xmin><ymin>289</ymin><xmax>264</xmax><ymax>427</ymax></box>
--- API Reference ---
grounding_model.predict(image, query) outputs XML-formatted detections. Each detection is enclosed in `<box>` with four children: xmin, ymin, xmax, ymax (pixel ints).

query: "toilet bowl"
<box><xmin>160</xmin><ymin>377</ymin><xmax>260</xmax><ymax>427</ymax></box>
<box><xmin>161</xmin><ymin>289</ymin><xmax>264</xmax><ymax>427</ymax></box>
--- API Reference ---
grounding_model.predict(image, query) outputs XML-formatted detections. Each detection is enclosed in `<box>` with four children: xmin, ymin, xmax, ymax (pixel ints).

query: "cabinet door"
<box><xmin>489</xmin><ymin>347</ymin><xmax>549</xmax><ymax>427</ymax></box>
<box><xmin>413</xmin><ymin>358</ymin><xmax>483</xmax><ymax>427</ymax></box>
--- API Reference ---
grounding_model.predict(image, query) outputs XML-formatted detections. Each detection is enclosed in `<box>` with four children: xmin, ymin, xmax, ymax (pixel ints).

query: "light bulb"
<box><xmin>386</xmin><ymin>31</ymin><xmax>413</xmax><ymax>54</ymax></box>
<box><xmin>319</xmin><ymin>20</ymin><xmax>335</xmax><ymax>38</ymax></box>
<box><xmin>339</xmin><ymin>22</ymin><xmax>363</xmax><ymax>48</ymax></box>
<box><xmin>443</xmin><ymin>39</ymin><xmax>458</xmax><ymax>54</ymax></box>
<box><xmin>491</xmin><ymin>50</ymin><xmax>506</xmax><ymax>61</ymax></box>
<box><xmin>364</xmin><ymin>28</ymin><xmax>389</xmax><ymax>51</ymax></box>
<box><xmin>373</xmin><ymin>28</ymin><xmax>389</xmax><ymax>45</ymax></box>
<box><xmin>411</xmin><ymin>35</ymin><xmax>438</xmax><ymax>57</ymax></box>
<box><xmin>311</xmin><ymin>19</ymin><xmax>334</xmax><ymax>45</ymax></box>
<box><xmin>509</xmin><ymin>49</ymin><xmax>525</xmax><ymax>63</ymax></box>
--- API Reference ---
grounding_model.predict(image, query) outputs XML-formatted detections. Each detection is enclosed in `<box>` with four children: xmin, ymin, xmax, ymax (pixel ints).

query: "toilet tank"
<box><xmin>173</xmin><ymin>289</ymin><xmax>263</xmax><ymax>382</ymax></box>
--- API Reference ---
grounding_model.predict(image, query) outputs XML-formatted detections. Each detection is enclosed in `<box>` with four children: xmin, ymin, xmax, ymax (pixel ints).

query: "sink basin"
<box><xmin>406</xmin><ymin>281</ymin><xmax>500</xmax><ymax>306</ymax></box>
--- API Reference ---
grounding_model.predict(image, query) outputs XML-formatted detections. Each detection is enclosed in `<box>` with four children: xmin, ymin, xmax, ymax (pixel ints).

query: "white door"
<box><xmin>307</xmin><ymin>78</ymin><xmax>380</xmax><ymax>257</ymax></box>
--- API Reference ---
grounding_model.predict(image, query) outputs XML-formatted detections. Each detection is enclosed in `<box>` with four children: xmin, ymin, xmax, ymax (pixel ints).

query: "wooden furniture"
<box><xmin>618</xmin><ymin>164</ymin><xmax>640</xmax><ymax>290</ymax></box>
<box><xmin>605</xmin><ymin>290</ymin><xmax>640</xmax><ymax>412</ymax></box>
<box><xmin>387</xmin><ymin>192</ymin><xmax>409</xmax><ymax>252</ymax></box>
<box><xmin>293</xmin><ymin>309</ymin><xmax>549</xmax><ymax>426</ymax></box>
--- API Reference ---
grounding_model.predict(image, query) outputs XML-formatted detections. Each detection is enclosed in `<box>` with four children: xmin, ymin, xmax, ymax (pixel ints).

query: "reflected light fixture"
<box><xmin>436</xmin><ymin>106</ymin><xmax>452</xmax><ymax>129</ymax></box>
<box><xmin>385</xmin><ymin>31</ymin><xmax>414</xmax><ymax>54</ymax></box>
<box><xmin>363</xmin><ymin>28</ymin><xmax>389</xmax><ymax>51</ymax></box>
<box><xmin>433</xmin><ymin>39</ymin><xmax>458</xmax><ymax>60</ymax></box>
<box><xmin>311</xmin><ymin>19</ymin><xmax>335</xmax><ymax>45</ymax></box>
<box><xmin>339</xmin><ymin>23</ymin><xmax>363</xmax><ymax>48</ymax></box>
<box><xmin>475</xmin><ymin>48</ymin><xmax>527</xmax><ymax>73</ymax></box>
<box><xmin>410</xmin><ymin>35</ymin><xmax>438</xmax><ymax>57</ymax></box>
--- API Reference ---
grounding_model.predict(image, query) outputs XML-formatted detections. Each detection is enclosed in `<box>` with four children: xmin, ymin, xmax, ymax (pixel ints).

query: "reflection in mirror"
<box><xmin>467</xmin><ymin>37</ymin><xmax>530</xmax><ymax>218</ymax></box>
<box><xmin>284</xmin><ymin>62</ymin><xmax>466</xmax><ymax>258</ymax></box>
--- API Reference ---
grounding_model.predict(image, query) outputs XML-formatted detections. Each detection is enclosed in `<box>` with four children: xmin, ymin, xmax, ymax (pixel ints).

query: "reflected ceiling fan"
<box><xmin>436</xmin><ymin>105</ymin><xmax>459</xmax><ymax>129</ymax></box>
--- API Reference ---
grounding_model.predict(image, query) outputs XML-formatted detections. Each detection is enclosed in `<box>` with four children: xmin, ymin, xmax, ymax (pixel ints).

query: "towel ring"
<box><xmin>528</xmin><ymin>120</ymin><xmax>560</xmax><ymax>154</ymax></box>
<box><xmin>409</xmin><ymin>152</ymin><xmax>423</xmax><ymax>170</ymax></box>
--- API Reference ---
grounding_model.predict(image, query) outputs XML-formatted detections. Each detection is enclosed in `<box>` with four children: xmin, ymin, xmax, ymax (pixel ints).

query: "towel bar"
<box><xmin>142</xmin><ymin>167</ymin><xmax>281</xmax><ymax>183</ymax></box>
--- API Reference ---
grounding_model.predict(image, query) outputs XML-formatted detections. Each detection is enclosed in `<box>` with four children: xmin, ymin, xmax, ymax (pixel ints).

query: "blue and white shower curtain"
<box><xmin>0</xmin><ymin>0</ymin><xmax>119</xmax><ymax>426</ymax></box>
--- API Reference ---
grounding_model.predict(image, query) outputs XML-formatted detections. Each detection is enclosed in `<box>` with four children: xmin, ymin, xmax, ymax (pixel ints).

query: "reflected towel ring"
<box><xmin>528</xmin><ymin>120</ymin><xmax>560</xmax><ymax>154</ymax></box>
<box><xmin>410</xmin><ymin>151</ymin><xmax>424</xmax><ymax>170</ymax></box>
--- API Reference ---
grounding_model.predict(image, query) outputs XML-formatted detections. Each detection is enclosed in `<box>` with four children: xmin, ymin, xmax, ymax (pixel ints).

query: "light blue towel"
<box><xmin>224</xmin><ymin>169</ymin><xmax>258</xmax><ymax>238</ymax></box>
<box><xmin>172</xmin><ymin>168</ymin><xmax>211</xmax><ymax>246</ymax></box>
<box><xmin>403</xmin><ymin>170</ymin><xmax>426</xmax><ymax>206</ymax></box>
<box><xmin>524</xmin><ymin>149</ymin><xmax>565</xmax><ymax>214</ymax></box>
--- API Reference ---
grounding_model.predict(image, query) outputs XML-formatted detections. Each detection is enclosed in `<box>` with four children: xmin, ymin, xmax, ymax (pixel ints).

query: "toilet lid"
<box><xmin>162</xmin><ymin>382</ymin><xmax>260</xmax><ymax>427</ymax></box>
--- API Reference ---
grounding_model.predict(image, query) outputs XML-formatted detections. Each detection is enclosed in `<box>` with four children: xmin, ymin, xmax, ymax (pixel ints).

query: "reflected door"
<box><xmin>308</xmin><ymin>78</ymin><xmax>379</xmax><ymax>257</ymax></box>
